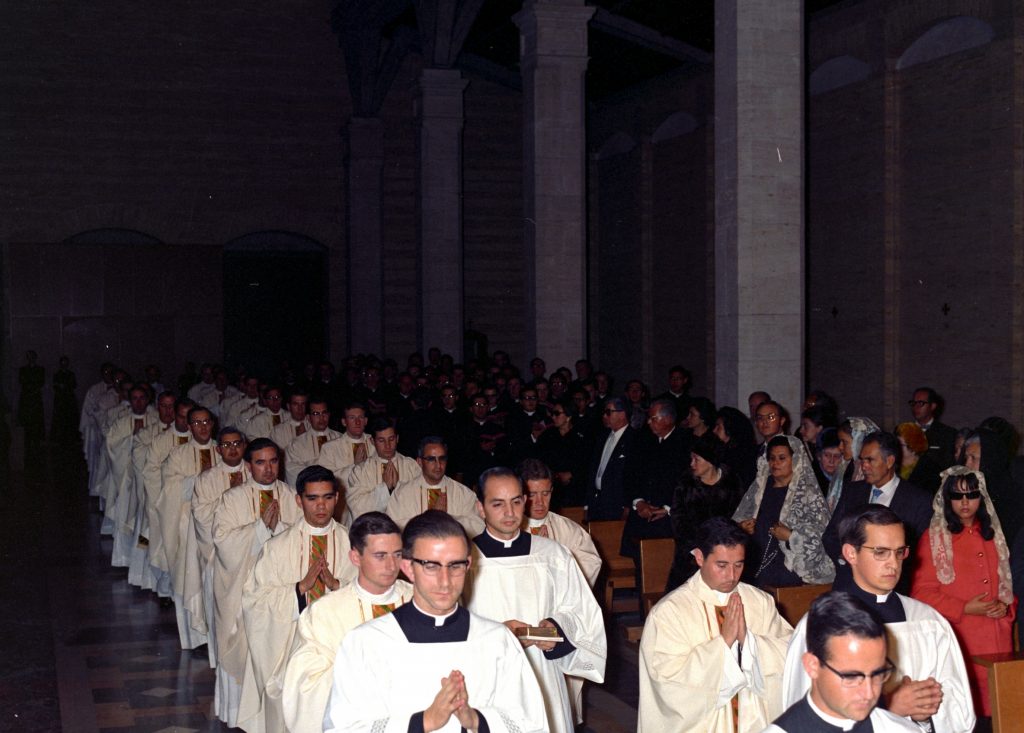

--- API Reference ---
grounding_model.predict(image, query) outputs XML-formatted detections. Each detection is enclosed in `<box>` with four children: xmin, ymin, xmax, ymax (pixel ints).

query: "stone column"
<box><xmin>515</xmin><ymin>0</ymin><xmax>595</xmax><ymax>368</ymax></box>
<box><xmin>346</xmin><ymin>117</ymin><xmax>385</xmax><ymax>356</ymax></box>
<box><xmin>714</xmin><ymin>0</ymin><xmax>805</xmax><ymax>414</ymax></box>
<box><xmin>418</xmin><ymin>68</ymin><xmax>468</xmax><ymax>359</ymax></box>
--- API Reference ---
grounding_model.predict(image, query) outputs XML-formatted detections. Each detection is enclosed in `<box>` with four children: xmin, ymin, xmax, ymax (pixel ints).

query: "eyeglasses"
<box><xmin>820</xmin><ymin>658</ymin><xmax>895</xmax><ymax>688</ymax></box>
<box><xmin>755</xmin><ymin>414</ymin><xmax>779</xmax><ymax>423</ymax></box>
<box><xmin>409</xmin><ymin>558</ymin><xmax>469</xmax><ymax>576</ymax></box>
<box><xmin>219</xmin><ymin>440</ymin><xmax>244</xmax><ymax>448</ymax></box>
<box><xmin>859</xmin><ymin>545</ymin><xmax>911</xmax><ymax>561</ymax></box>
<box><xmin>309</xmin><ymin>410</ymin><xmax>329</xmax><ymax>416</ymax></box>
<box><xmin>190</xmin><ymin>419</ymin><xmax>213</xmax><ymax>426</ymax></box>
<box><xmin>908</xmin><ymin>400</ymin><xmax>930</xmax><ymax>407</ymax></box>
<box><xmin>951</xmin><ymin>490</ymin><xmax>982</xmax><ymax>501</ymax></box>
<box><xmin>472</xmin><ymin>402</ymin><xmax>488</xmax><ymax>408</ymax></box>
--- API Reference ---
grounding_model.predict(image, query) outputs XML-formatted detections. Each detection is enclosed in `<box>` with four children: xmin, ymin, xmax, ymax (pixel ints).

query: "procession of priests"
<box><xmin>78</xmin><ymin>357</ymin><xmax>987</xmax><ymax>733</ymax></box>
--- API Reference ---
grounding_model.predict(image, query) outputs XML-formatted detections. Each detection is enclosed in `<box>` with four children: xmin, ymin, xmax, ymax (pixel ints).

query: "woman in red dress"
<box><xmin>911</xmin><ymin>466</ymin><xmax>1015</xmax><ymax>718</ymax></box>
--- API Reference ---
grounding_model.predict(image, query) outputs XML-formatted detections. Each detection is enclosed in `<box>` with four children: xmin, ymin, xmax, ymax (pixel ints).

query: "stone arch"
<box><xmin>897</xmin><ymin>16</ymin><xmax>994</xmax><ymax>71</ymax></box>
<box><xmin>651</xmin><ymin>112</ymin><xmax>699</xmax><ymax>143</ymax></box>
<box><xmin>809</xmin><ymin>55</ymin><xmax>872</xmax><ymax>95</ymax></box>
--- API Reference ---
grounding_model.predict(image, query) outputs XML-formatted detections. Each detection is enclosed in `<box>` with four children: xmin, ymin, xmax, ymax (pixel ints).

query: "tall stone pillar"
<box><xmin>418</xmin><ymin>68</ymin><xmax>468</xmax><ymax>358</ymax></box>
<box><xmin>346</xmin><ymin>117</ymin><xmax>384</xmax><ymax>355</ymax></box>
<box><xmin>515</xmin><ymin>0</ymin><xmax>595</xmax><ymax>368</ymax></box>
<box><xmin>714</xmin><ymin>0</ymin><xmax>805</xmax><ymax>414</ymax></box>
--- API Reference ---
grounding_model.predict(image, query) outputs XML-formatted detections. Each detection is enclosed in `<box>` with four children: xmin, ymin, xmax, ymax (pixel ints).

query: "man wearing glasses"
<box><xmin>465</xmin><ymin>467</ymin><xmax>606</xmax><ymax>733</ymax></box>
<box><xmin>823</xmin><ymin>432</ymin><xmax>933</xmax><ymax>590</ymax></box>
<box><xmin>783</xmin><ymin>506</ymin><xmax>974</xmax><ymax>733</ymax></box>
<box><xmin>159</xmin><ymin>405</ymin><xmax>220</xmax><ymax>652</ymax></box>
<box><xmin>907</xmin><ymin>388</ymin><xmax>957</xmax><ymax>470</ymax></box>
<box><xmin>284</xmin><ymin>397</ymin><xmax>342</xmax><ymax>485</ymax></box>
<box><xmin>386</xmin><ymin>437</ymin><xmax>483</xmax><ymax>536</ymax></box>
<box><xmin>324</xmin><ymin>510</ymin><xmax>548</xmax><ymax>733</ymax></box>
<box><xmin>584</xmin><ymin>396</ymin><xmax>637</xmax><ymax>521</ymax></box>
<box><xmin>768</xmin><ymin>592</ymin><xmax>917</xmax><ymax>731</ymax></box>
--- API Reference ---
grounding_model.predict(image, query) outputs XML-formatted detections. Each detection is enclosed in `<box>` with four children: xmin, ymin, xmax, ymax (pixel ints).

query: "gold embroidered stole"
<box><xmin>307</xmin><ymin>534</ymin><xmax>327</xmax><ymax>603</ymax></box>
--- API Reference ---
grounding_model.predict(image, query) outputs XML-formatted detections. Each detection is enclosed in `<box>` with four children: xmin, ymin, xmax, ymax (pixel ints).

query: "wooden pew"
<box><xmin>973</xmin><ymin>652</ymin><xmax>1024</xmax><ymax>733</ymax></box>
<box><xmin>639</xmin><ymin>538</ymin><xmax>675</xmax><ymax>615</ymax></box>
<box><xmin>558</xmin><ymin>506</ymin><xmax>586</xmax><ymax>526</ymax></box>
<box><xmin>587</xmin><ymin>520</ymin><xmax>639</xmax><ymax>613</ymax></box>
<box><xmin>763</xmin><ymin>583</ymin><xmax>832</xmax><ymax>626</ymax></box>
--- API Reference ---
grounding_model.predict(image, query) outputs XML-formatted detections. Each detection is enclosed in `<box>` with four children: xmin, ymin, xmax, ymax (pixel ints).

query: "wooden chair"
<box><xmin>764</xmin><ymin>583</ymin><xmax>832</xmax><ymax>626</ymax></box>
<box><xmin>587</xmin><ymin>520</ymin><xmax>639</xmax><ymax>613</ymax></box>
<box><xmin>973</xmin><ymin>652</ymin><xmax>1024</xmax><ymax>733</ymax></box>
<box><xmin>639</xmin><ymin>538</ymin><xmax>675</xmax><ymax>615</ymax></box>
<box><xmin>558</xmin><ymin>506</ymin><xmax>586</xmax><ymax>526</ymax></box>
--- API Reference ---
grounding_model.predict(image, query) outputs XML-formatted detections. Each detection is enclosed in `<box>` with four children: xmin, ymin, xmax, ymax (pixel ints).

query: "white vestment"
<box><xmin>385</xmin><ymin>475</ymin><xmax>484</xmax><ymax>537</ymax></box>
<box><xmin>80</xmin><ymin>380</ymin><xmax>114</xmax><ymax>474</ymax></box>
<box><xmin>127</xmin><ymin>420</ymin><xmax>173</xmax><ymax>589</ymax></box>
<box><xmin>191</xmin><ymin>461</ymin><xmax>250</xmax><ymax>668</ymax></box>
<box><xmin>241</xmin><ymin>519</ymin><xmax>357</xmax><ymax>733</ymax></box>
<box><xmin>162</xmin><ymin>438</ymin><xmax>220</xmax><ymax>649</ymax></box>
<box><xmin>188</xmin><ymin>380</ymin><xmax>217</xmax><ymax>404</ymax></box>
<box><xmin>282</xmin><ymin>579</ymin><xmax>412</xmax><ymax>733</ymax></box>
<box><xmin>224</xmin><ymin>397</ymin><xmax>260</xmax><ymax>432</ymax></box>
<box><xmin>284</xmin><ymin>427</ymin><xmax>342</xmax><ymax>486</ymax></box>
<box><xmin>212</xmin><ymin>479</ymin><xmax>300</xmax><ymax>730</ymax></box>
<box><xmin>270</xmin><ymin>419</ymin><xmax>309</xmax><ymax>457</ymax></box>
<box><xmin>323</xmin><ymin>604</ymin><xmax>549</xmax><ymax>733</ymax></box>
<box><xmin>346</xmin><ymin>453</ymin><xmax>422</xmax><ymax>521</ymax></box>
<box><xmin>89</xmin><ymin>398</ymin><xmax>127</xmax><ymax>500</ymax></box>
<box><xmin>464</xmin><ymin>532</ymin><xmax>606</xmax><ymax>733</ymax></box>
<box><xmin>762</xmin><ymin>694</ymin><xmax>919</xmax><ymax>732</ymax></box>
<box><xmin>526</xmin><ymin>511</ymin><xmax>602</xmax><ymax>724</ymax></box>
<box><xmin>638</xmin><ymin>573</ymin><xmax>793</xmax><ymax>733</ymax></box>
<box><xmin>527</xmin><ymin>512</ymin><xmax>602</xmax><ymax>586</ymax></box>
<box><xmin>781</xmin><ymin>593</ymin><xmax>975</xmax><ymax>733</ymax></box>
<box><xmin>143</xmin><ymin>426</ymin><xmax>192</xmax><ymax>582</ymax></box>
<box><xmin>318</xmin><ymin>433</ymin><xmax>377</xmax><ymax>485</ymax></box>
<box><xmin>242</xmin><ymin>408</ymin><xmax>287</xmax><ymax>441</ymax></box>
<box><xmin>105</xmin><ymin>407</ymin><xmax>160</xmax><ymax>563</ymax></box>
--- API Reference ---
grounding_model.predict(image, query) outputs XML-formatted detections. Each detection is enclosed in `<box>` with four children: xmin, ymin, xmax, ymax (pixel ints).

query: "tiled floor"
<box><xmin>1</xmin><ymin>448</ymin><xmax>640</xmax><ymax>732</ymax></box>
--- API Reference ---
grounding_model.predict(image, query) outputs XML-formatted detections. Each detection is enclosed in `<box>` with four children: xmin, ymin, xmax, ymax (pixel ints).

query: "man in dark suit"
<box><xmin>823</xmin><ymin>430</ymin><xmax>932</xmax><ymax>591</ymax></box>
<box><xmin>620</xmin><ymin>399</ymin><xmax>691</xmax><ymax>558</ymax></box>
<box><xmin>585</xmin><ymin>396</ymin><xmax>637</xmax><ymax>521</ymax></box>
<box><xmin>908</xmin><ymin>386</ymin><xmax>958</xmax><ymax>469</ymax></box>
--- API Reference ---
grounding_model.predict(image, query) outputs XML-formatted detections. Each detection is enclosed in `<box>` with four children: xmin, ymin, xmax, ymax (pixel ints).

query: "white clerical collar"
<box><xmin>290</xmin><ymin>419</ymin><xmax>303</xmax><ymax>426</ymax></box>
<box><xmin>412</xmin><ymin>599</ymin><xmax>458</xmax><ymax>626</ymax></box>
<box><xmin>527</xmin><ymin>516</ymin><xmax>547</xmax><ymax>528</ymax></box>
<box><xmin>486</xmin><ymin>528</ymin><xmax>521</xmax><ymax>548</ymax></box>
<box><xmin>698</xmin><ymin>575</ymin><xmax>733</xmax><ymax>605</ymax></box>
<box><xmin>807</xmin><ymin>694</ymin><xmax>856</xmax><ymax>731</ymax></box>
<box><xmin>917</xmin><ymin>418</ymin><xmax>934</xmax><ymax>430</ymax></box>
<box><xmin>868</xmin><ymin>589</ymin><xmax>892</xmax><ymax>603</ymax></box>
<box><xmin>344</xmin><ymin>432</ymin><xmax>362</xmax><ymax>441</ymax></box>
<box><xmin>174</xmin><ymin>428</ymin><xmax>190</xmax><ymax>437</ymax></box>
<box><xmin>313</xmin><ymin>430</ymin><xmax>328</xmax><ymax>437</ymax></box>
<box><xmin>304</xmin><ymin>519</ymin><xmax>333</xmax><ymax>535</ymax></box>
<box><xmin>355</xmin><ymin>580</ymin><xmax>399</xmax><ymax>603</ymax></box>
<box><xmin>669</xmin><ymin>390</ymin><xmax>683</xmax><ymax>398</ymax></box>
<box><xmin>524</xmin><ymin>410</ymin><xmax>536</xmax><ymax>417</ymax></box>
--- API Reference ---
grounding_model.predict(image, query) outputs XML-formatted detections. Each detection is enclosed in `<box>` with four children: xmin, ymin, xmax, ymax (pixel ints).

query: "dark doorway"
<box><xmin>223</xmin><ymin>232</ymin><xmax>327</xmax><ymax>380</ymax></box>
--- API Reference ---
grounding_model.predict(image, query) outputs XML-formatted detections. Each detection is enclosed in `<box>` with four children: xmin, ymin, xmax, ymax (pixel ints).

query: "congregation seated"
<box><xmin>72</xmin><ymin>350</ymin><xmax>1022</xmax><ymax>733</ymax></box>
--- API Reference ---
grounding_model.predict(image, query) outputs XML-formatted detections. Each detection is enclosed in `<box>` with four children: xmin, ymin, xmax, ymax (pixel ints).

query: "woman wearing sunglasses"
<box><xmin>911</xmin><ymin>466</ymin><xmax>1016</xmax><ymax>720</ymax></box>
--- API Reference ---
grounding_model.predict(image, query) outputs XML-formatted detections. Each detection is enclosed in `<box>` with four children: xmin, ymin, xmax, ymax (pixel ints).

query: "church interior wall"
<box><xmin>462</xmin><ymin>75</ymin><xmax>527</xmax><ymax>365</ymax></box>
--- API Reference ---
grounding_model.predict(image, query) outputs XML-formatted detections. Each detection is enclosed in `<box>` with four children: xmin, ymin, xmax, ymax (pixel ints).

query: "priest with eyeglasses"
<box><xmin>782</xmin><ymin>506</ymin><xmax>974</xmax><ymax>733</ymax></box>
<box><xmin>765</xmin><ymin>592</ymin><xmax>917</xmax><ymax>732</ymax></box>
<box><xmin>323</xmin><ymin>510</ymin><xmax>547</xmax><ymax>733</ymax></box>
